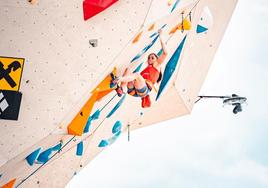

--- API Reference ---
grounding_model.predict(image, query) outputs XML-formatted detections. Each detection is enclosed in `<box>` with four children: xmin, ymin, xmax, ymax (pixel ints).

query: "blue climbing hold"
<box><xmin>76</xmin><ymin>141</ymin><xmax>84</xmax><ymax>156</ymax></box>
<box><xmin>171</xmin><ymin>0</ymin><xmax>181</xmax><ymax>12</ymax></box>
<box><xmin>108</xmin><ymin>131</ymin><xmax>121</xmax><ymax>145</ymax></box>
<box><xmin>150</xmin><ymin>32</ymin><xmax>158</xmax><ymax>38</ymax></box>
<box><xmin>133</xmin><ymin>62</ymin><xmax>144</xmax><ymax>73</ymax></box>
<box><xmin>37</xmin><ymin>148</ymin><xmax>53</xmax><ymax>163</ymax></box>
<box><xmin>112</xmin><ymin>121</ymin><xmax>122</xmax><ymax>134</ymax></box>
<box><xmin>0</xmin><ymin>174</ymin><xmax>2</xmax><ymax>179</ymax></box>
<box><xmin>98</xmin><ymin>140</ymin><xmax>109</xmax><ymax>148</ymax></box>
<box><xmin>131</xmin><ymin>35</ymin><xmax>159</xmax><ymax>63</ymax></box>
<box><xmin>156</xmin><ymin>35</ymin><xmax>187</xmax><ymax>101</ymax></box>
<box><xmin>52</xmin><ymin>143</ymin><xmax>62</xmax><ymax>151</ymax></box>
<box><xmin>26</xmin><ymin>147</ymin><xmax>42</xmax><ymax>166</ymax></box>
<box><xmin>106</xmin><ymin>94</ymin><xmax>126</xmax><ymax>118</ymax></box>
<box><xmin>84</xmin><ymin>117</ymin><xmax>92</xmax><ymax>133</ymax></box>
<box><xmin>196</xmin><ymin>24</ymin><xmax>208</xmax><ymax>33</ymax></box>
<box><xmin>91</xmin><ymin>110</ymin><xmax>100</xmax><ymax>120</ymax></box>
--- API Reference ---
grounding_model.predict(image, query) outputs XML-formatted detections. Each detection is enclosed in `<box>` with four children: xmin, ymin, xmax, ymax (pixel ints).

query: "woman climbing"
<box><xmin>111</xmin><ymin>29</ymin><xmax>168</xmax><ymax>108</ymax></box>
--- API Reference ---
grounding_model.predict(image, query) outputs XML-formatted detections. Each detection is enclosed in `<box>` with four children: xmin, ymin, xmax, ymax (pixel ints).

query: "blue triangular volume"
<box><xmin>76</xmin><ymin>141</ymin><xmax>84</xmax><ymax>156</ymax></box>
<box><xmin>112</xmin><ymin>121</ymin><xmax>122</xmax><ymax>134</ymax></box>
<box><xmin>26</xmin><ymin>147</ymin><xmax>42</xmax><ymax>166</ymax></box>
<box><xmin>106</xmin><ymin>94</ymin><xmax>126</xmax><ymax>118</ymax></box>
<box><xmin>156</xmin><ymin>36</ymin><xmax>187</xmax><ymax>101</ymax></box>
<box><xmin>196</xmin><ymin>24</ymin><xmax>208</xmax><ymax>33</ymax></box>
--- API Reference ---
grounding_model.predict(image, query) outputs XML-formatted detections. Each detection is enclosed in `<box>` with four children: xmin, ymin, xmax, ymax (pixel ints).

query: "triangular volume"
<box><xmin>83</xmin><ymin>0</ymin><xmax>118</xmax><ymax>21</ymax></box>
<box><xmin>156</xmin><ymin>36</ymin><xmax>187</xmax><ymax>101</ymax></box>
<box><xmin>1</xmin><ymin>178</ymin><xmax>16</xmax><ymax>188</ymax></box>
<box><xmin>196</xmin><ymin>24</ymin><xmax>208</xmax><ymax>33</ymax></box>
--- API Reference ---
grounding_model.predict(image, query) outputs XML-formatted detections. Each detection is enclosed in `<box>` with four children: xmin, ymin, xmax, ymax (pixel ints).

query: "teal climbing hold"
<box><xmin>156</xmin><ymin>35</ymin><xmax>187</xmax><ymax>101</ymax></box>
<box><xmin>91</xmin><ymin>110</ymin><xmax>100</xmax><ymax>120</ymax></box>
<box><xmin>84</xmin><ymin>109</ymin><xmax>101</xmax><ymax>133</ymax></box>
<box><xmin>52</xmin><ymin>143</ymin><xmax>62</xmax><ymax>151</ymax></box>
<box><xmin>171</xmin><ymin>0</ymin><xmax>181</xmax><ymax>12</ymax></box>
<box><xmin>196</xmin><ymin>24</ymin><xmax>208</xmax><ymax>33</ymax></box>
<box><xmin>37</xmin><ymin>143</ymin><xmax>61</xmax><ymax>163</ymax></box>
<box><xmin>108</xmin><ymin>131</ymin><xmax>121</xmax><ymax>145</ymax></box>
<box><xmin>112</xmin><ymin>121</ymin><xmax>122</xmax><ymax>134</ymax></box>
<box><xmin>26</xmin><ymin>147</ymin><xmax>42</xmax><ymax>166</ymax></box>
<box><xmin>37</xmin><ymin>148</ymin><xmax>52</xmax><ymax>163</ymax></box>
<box><xmin>106</xmin><ymin>94</ymin><xmax>126</xmax><ymax>118</ymax></box>
<box><xmin>133</xmin><ymin>62</ymin><xmax>144</xmax><ymax>73</ymax></box>
<box><xmin>0</xmin><ymin>174</ymin><xmax>2</xmax><ymax>179</ymax></box>
<box><xmin>76</xmin><ymin>141</ymin><xmax>83</xmax><ymax>156</ymax></box>
<box><xmin>131</xmin><ymin>35</ymin><xmax>159</xmax><ymax>63</ymax></box>
<box><xmin>84</xmin><ymin>116</ymin><xmax>92</xmax><ymax>133</ymax></box>
<box><xmin>98</xmin><ymin>140</ymin><xmax>109</xmax><ymax>148</ymax></box>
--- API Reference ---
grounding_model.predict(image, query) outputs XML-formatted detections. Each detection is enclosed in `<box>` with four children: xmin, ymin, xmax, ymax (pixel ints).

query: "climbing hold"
<box><xmin>169</xmin><ymin>19</ymin><xmax>191</xmax><ymax>35</ymax></box>
<box><xmin>51</xmin><ymin>143</ymin><xmax>62</xmax><ymax>151</ymax></box>
<box><xmin>106</xmin><ymin>94</ymin><xmax>126</xmax><ymax>118</ymax></box>
<box><xmin>156</xmin><ymin>36</ymin><xmax>187</xmax><ymax>100</ymax></box>
<box><xmin>36</xmin><ymin>148</ymin><xmax>52</xmax><ymax>163</ymax></box>
<box><xmin>1</xmin><ymin>178</ymin><xmax>16</xmax><ymax>188</ymax></box>
<box><xmin>67</xmin><ymin>92</ymin><xmax>98</xmax><ymax>136</ymax></box>
<box><xmin>148</xmin><ymin>23</ymin><xmax>155</xmax><ymax>31</ymax></box>
<box><xmin>36</xmin><ymin>143</ymin><xmax>61</xmax><ymax>163</ymax></box>
<box><xmin>132</xmin><ymin>31</ymin><xmax>143</xmax><ymax>43</ymax></box>
<box><xmin>98</xmin><ymin>140</ymin><xmax>109</xmax><ymax>147</ymax></box>
<box><xmin>107</xmin><ymin>131</ymin><xmax>121</xmax><ymax>145</ymax></box>
<box><xmin>28</xmin><ymin>0</ymin><xmax>38</xmax><ymax>5</ymax></box>
<box><xmin>131</xmin><ymin>35</ymin><xmax>159</xmax><ymax>63</ymax></box>
<box><xmin>170</xmin><ymin>0</ymin><xmax>181</xmax><ymax>12</ymax></box>
<box><xmin>196</xmin><ymin>25</ymin><xmax>208</xmax><ymax>33</ymax></box>
<box><xmin>92</xmin><ymin>67</ymin><xmax>117</xmax><ymax>93</ymax></box>
<box><xmin>76</xmin><ymin>141</ymin><xmax>84</xmax><ymax>156</ymax></box>
<box><xmin>167</xmin><ymin>0</ymin><xmax>173</xmax><ymax>6</ymax></box>
<box><xmin>26</xmin><ymin>147</ymin><xmax>42</xmax><ymax>166</ymax></box>
<box><xmin>196</xmin><ymin>6</ymin><xmax>213</xmax><ymax>34</ymax></box>
<box><xmin>89</xmin><ymin>39</ymin><xmax>98</xmax><ymax>47</ymax></box>
<box><xmin>133</xmin><ymin>62</ymin><xmax>144</xmax><ymax>73</ymax></box>
<box><xmin>112</xmin><ymin>121</ymin><xmax>122</xmax><ymax>134</ymax></box>
<box><xmin>83</xmin><ymin>0</ymin><xmax>118</xmax><ymax>21</ymax></box>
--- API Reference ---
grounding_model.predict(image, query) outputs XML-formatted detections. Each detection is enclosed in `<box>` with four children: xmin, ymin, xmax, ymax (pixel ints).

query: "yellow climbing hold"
<box><xmin>169</xmin><ymin>18</ymin><xmax>191</xmax><ymax>34</ymax></box>
<box><xmin>132</xmin><ymin>31</ymin><xmax>143</xmax><ymax>43</ymax></box>
<box><xmin>148</xmin><ymin>23</ymin><xmax>155</xmax><ymax>31</ymax></box>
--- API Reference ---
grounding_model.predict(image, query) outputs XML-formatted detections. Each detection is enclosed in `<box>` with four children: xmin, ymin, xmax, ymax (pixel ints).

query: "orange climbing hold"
<box><xmin>132</xmin><ymin>31</ymin><xmax>143</xmax><ymax>43</ymax></box>
<box><xmin>169</xmin><ymin>19</ymin><xmax>191</xmax><ymax>34</ymax></box>
<box><xmin>91</xmin><ymin>68</ymin><xmax>117</xmax><ymax>93</ymax></box>
<box><xmin>67</xmin><ymin>92</ymin><xmax>98</xmax><ymax>136</ymax></box>
<box><xmin>167</xmin><ymin>0</ymin><xmax>173</xmax><ymax>6</ymax></box>
<box><xmin>148</xmin><ymin>23</ymin><xmax>155</xmax><ymax>31</ymax></box>
<box><xmin>1</xmin><ymin>179</ymin><xmax>16</xmax><ymax>188</ymax></box>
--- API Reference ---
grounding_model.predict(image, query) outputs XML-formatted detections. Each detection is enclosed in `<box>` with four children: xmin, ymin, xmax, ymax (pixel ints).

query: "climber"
<box><xmin>111</xmin><ymin>29</ymin><xmax>168</xmax><ymax>108</ymax></box>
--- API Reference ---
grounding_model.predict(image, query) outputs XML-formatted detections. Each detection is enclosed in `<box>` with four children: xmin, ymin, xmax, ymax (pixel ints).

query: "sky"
<box><xmin>66</xmin><ymin>0</ymin><xmax>268</xmax><ymax>187</ymax></box>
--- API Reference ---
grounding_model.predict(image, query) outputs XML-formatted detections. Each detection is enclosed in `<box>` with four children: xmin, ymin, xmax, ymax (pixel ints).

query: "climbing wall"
<box><xmin>0</xmin><ymin>0</ymin><xmax>237</xmax><ymax>187</ymax></box>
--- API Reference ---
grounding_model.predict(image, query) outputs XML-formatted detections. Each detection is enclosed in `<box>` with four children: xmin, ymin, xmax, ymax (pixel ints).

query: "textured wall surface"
<box><xmin>0</xmin><ymin>0</ymin><xmax>237</xmax><ymax>187</ymax></box>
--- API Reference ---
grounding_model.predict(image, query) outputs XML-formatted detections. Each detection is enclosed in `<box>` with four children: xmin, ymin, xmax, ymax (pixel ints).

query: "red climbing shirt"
<box><xmin>140</xmin><ymin>64</ymin><xmax>160</xmax><ymax>84</ymax></box>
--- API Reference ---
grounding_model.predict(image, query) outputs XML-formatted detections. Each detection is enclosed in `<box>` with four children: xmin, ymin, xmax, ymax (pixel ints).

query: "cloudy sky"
<box><xmin>67</xmin><ymin>0</ymin><xmax>268</xmax><ymax>187</ymax></box>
